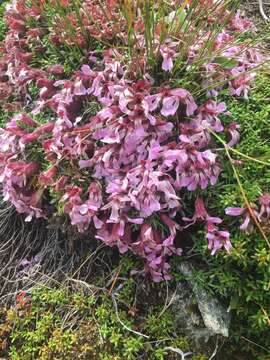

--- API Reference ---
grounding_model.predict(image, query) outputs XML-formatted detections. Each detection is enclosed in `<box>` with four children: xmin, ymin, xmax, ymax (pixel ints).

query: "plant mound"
<box><xmin>0</xmin><ymin>0</ymin><xmax>269</xmax><ymax>281</ymax></box>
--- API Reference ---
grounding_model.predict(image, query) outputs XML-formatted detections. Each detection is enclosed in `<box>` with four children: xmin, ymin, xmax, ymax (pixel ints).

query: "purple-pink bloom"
<box><xmin>161</xmin><ymin>96</ymin><xmax>179</xmax><ymax>117</ymax></box>
<box><xmin>225</xmin><ymin>207</ymin><xmax>245</xmax><ymax>216</ymax></box>
<box><xmin>258</xmin><ymin>193</ymin><xmax>270</xmax><ymax>222</ymax></box>
<box><xmin>226</xmin><ymin>122</ymin><xmax>240</xmax><ymax>147</ymax></box>
<box><xmin>183</xmin><ymin>197</ymin><xmax>222</xmax><ymax>227</ymax></box>
<box><xmin>225</xmin><ymin>206</ymin><xmax>259</xmax><ymax>233</ymax></box>
<box><xmin>229</xmin><ymin>10</ymin><xmax>252</xmax><ymax>32</ymax></box>
<box><xmin>160</xmin><ymin>39</ymin><xmax>178</xmax><ymax>72</ymax></box>
<box><xmin>207</xmin><ymin>229</ymin><xmax>232</xmax><ymax>255</ymax></box>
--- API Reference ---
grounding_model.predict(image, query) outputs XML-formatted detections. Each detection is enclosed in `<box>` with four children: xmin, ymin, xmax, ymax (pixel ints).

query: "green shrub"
<box><xmin>0</xmin><ymin>283</ymin><xmax>207</xmax><ymax>360</ymax></box>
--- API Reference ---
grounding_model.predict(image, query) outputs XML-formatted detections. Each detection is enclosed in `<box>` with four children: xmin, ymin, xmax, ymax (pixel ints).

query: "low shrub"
<box><xmin>0</xmin><ymin>0</ymin><xmax>268</xmax><ymax>282</ymax></box>
<box><xmin>0</xmin><ymin>282</ymin><xmax>207</xmax><ymax>360</ymax></box>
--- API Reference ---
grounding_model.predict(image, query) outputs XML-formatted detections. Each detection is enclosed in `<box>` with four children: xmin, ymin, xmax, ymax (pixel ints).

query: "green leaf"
<box><xmin>214</xmin><ymin>56</ymin><xmax>239</xmax><ymax>69</ymax></box>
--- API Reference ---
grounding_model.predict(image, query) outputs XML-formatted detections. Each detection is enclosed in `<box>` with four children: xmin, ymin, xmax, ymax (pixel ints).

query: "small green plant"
<box><xmin>0</xmin><ymin>284</ymin><xmax>206</xmax><ymax>360</ymax></box>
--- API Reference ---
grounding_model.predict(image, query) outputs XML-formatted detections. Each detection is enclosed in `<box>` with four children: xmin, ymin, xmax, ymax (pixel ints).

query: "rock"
<box><xmin>193</xmin><ymin>286</ymin><xmax>230</xmax><ymax>337</ymax></box>
<box><xmin>173</xmin><ymin>262</ymin><xmax>231</xmax><ymax>339</ymax></box>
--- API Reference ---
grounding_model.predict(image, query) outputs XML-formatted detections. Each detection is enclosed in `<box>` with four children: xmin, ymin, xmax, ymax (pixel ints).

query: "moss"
<box><xmin>0</xmin><ymin>284</ymin><xmax>208</xmax><ymax>360</ymax></box>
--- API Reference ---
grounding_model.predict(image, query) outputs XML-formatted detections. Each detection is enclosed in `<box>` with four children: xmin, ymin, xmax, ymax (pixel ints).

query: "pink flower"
<box><xmin>35</xmin><ymin>123</ymin><xmax>55</xmax><ymax>135</ymax></box>
<box><xmin>230</xmin><ymin>10</ymin><xmax>252</xmax><ymax>32</ymax></box>
<box><xmin>81</xmin><ymin>64</ymin><xmax>92</xmax><ymax>76</ymax></box>
<box><xmin>258</xmin><ymin>193</ymin><xmax>270</xmax><ymax>222</ymax></box>
<box><xmin>54</xmin><ymin>176</ymin><xmax>69</xmax><ymax>191</ymax></box>
<box><xmin>19</xmin><ymin>132</ymin><xmax>40</xmax><ymax>148</ymax></box>
<box><xmin>47</xmin><ymin>64</ymin><xmax>64</xmax><ymax>75</ymax></box>
<box><xmin>226</xmin><ymin>122</ymin><xmax>240</xmax><ymax>147</ymax></box>
<box><xmin>160</xmin><ymin>39</ymin><xmax>178</xmax><ymax>72</ymax></box>
<box><xmin>176</xmin><ymin>149</ymin><xmax>220</xmax><ymax>191</ymax></box>
<box><xmin>38</xmin><ymin>166</ymin><xmax>58</xmax><ymax>186</ymax></box>
<box><xmin>11</xmin><ymin>113</ymin><xmax>38</xmax><ymax>128</ymax></box>
<box><xmin>143</xmin><ymin>94</ymin><xmax>162</xmax><ymax>112</ymax></box>
<box><xmin>225</xmin><ymin>206</ymin><xmax>258</xmax><ymax>232</ymax></box>
<box><xmin>229</xmin><ymin>69</ymin><xmax>255</xmax><ymax>99</ymax></box>
<box><xmin>161</xmin><ymin>88</ymin><xmax>197</xmax><ymax>117</ymax></box>
<box><xmin>179</xmin><ymin>121</ymin><xmax>210</xmax><ymax>148</ymax></box>
<box><xmin>161</xmin><ymin>96</ymin><xmax>180</xmax><ymax>117</ymax></box>
<box><xmin>96</xmin><ymin>220</ymin><xmax>131</xmax><ymax>253</ymax></box>
<box><xmin>225</xmin><ymin>207</ymin><xmax>245</xmax><ymax>216</ymax></box>
<box><xmin>196</xmin><ymin>100</ymin><xmax>226</xmax><ymax>132</ymax></box>
<box><xmin>87</xmin><ymin>182</ymin><xmax>103</xmax><ymax>211</ymax></box>
<box><xmin>183</xmin><ymin>197</ymin><xmax>222</xmax><ymax>227</ymax></box>
<box><xmin>0</xmin><ymin>160</ymin><xmax>44</xmax><ymax>221</ymax></box>
<box><xmin>162</xmin><ymin>56</ymin><xmax>173</xmax><ymax>72</ymax></box>
<box><xmin>160</xmin><ymin>214</ymin><xmax>182</xmax><ymax>256</ymax></box>
<box><xmin>207</xmin><ymin>229</ymin><xmax>232</xmax><ymax>255</ymax></box>
<box><xmin>183</xmin><ymin>197</ymin><xmax>231</xmax><ymax>255</ymax></box>
<box><xmin>37</xmin><ymin>78</ymin><xmax>57</xmax><ymax>100</ymax></box>
<box><xmin>73</xmin><ymin>80</ymin><xmax>87</xmax><ymax>96</ymax></box>
<box><xmin>62</xmin><ymin>183</ymin><xmax>103</xmax><ymax>233</ymax></box>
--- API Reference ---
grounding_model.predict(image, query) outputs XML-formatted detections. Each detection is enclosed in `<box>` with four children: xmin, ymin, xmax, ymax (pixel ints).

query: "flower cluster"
<box><xmin>0</xmin><ymin>0</ymin><xmax>48</xmax><ymax>110</ymax></box>
<box><xmin>0</xmin><ymin>0</ymin><xmax>265</xmax><ymax>280</ymax></box>
<box><xmin>0</xmin><ymin>0</ymin><xmax>263</xmax><ymax>108</ymax></box>
<box><xmin>184</xmin><ymin>198</ymin><xmax>231</xmax><ymax>255</ymax></box>
<box><xmin>226</xmin><ymin>193</ymin><xmax>270</xmax><ymax>234</ymax></box>
<box><xmin>0</xmin><ymin>51</ymin><xmax>238</xmax><ymax>280</ymax></box>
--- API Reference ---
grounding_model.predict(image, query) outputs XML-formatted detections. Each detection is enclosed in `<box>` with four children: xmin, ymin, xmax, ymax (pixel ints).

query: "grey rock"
<box><xmin>175</xmin><ymin>262</ymin><xmax>231</xmax><ymax>338</ymax></box>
